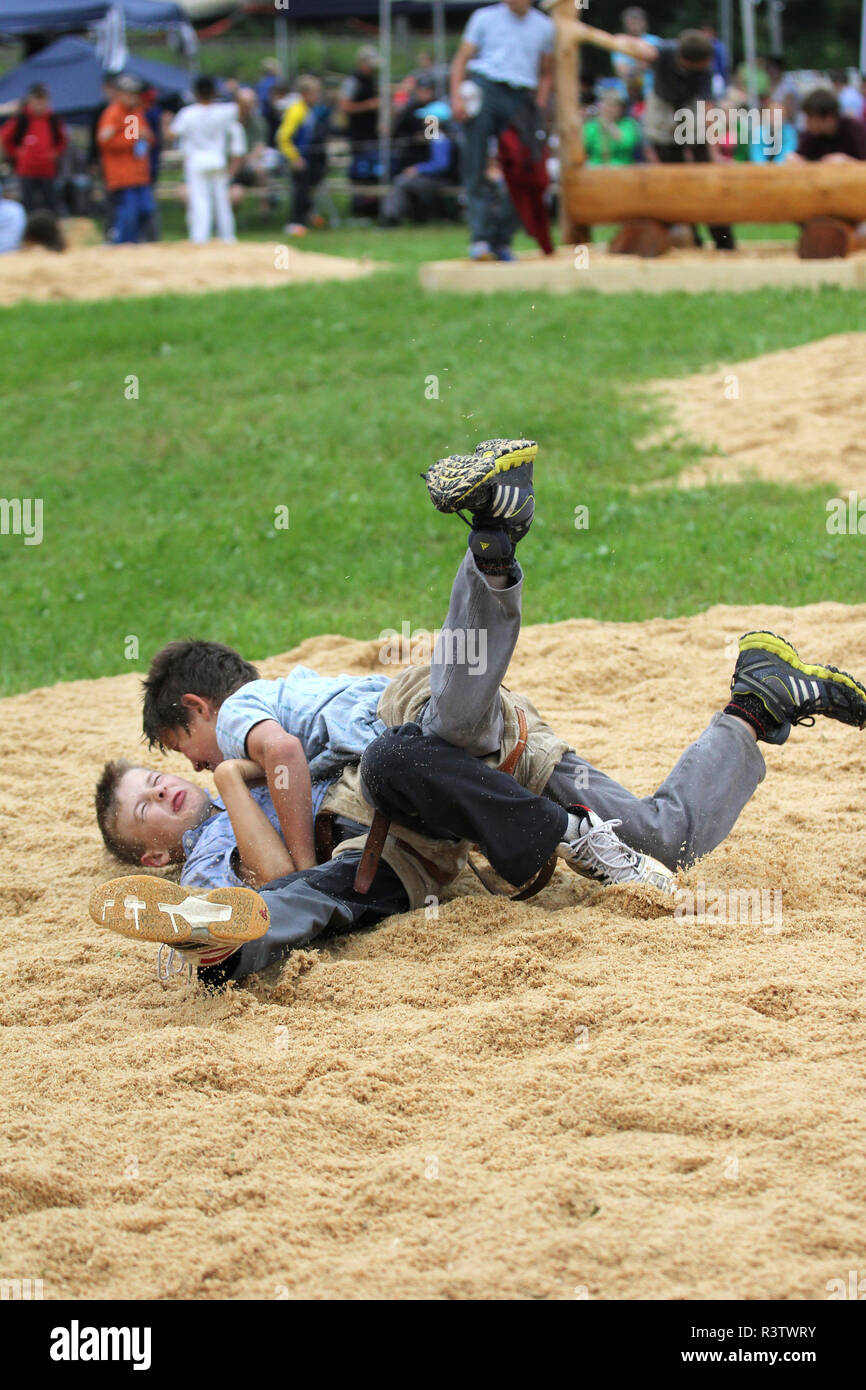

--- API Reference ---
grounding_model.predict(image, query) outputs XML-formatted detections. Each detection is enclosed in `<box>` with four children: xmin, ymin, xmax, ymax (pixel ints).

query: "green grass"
<box><xmin>2</xmin><ymin>267</ymin><xmax>864</xmax><ymax>696</ymax></box>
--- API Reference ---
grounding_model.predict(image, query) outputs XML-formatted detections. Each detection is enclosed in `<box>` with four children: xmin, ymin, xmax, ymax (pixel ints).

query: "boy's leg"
<box><xmin>544</xmin><ymin>629</ymin><xmax>866</xmax><ymax>870</ymax></box>
<box><xmin>420</xmin><ymin>438</ymin><xmax>536</xmax><ymax>756</ymax></box>
<box><xmin>208</xmin><ymin>849</ymin><xmax>410</xmax><ymax>986</ymax></box>
<box><xmin>543</xmin><ymin>712</ymin><xmax>765</xmax><ymax>871</ymax></box>
<box><xmin>361</xmin><ymin>725</ymin><xmax>674</xmax><ymax>894</ymax></box>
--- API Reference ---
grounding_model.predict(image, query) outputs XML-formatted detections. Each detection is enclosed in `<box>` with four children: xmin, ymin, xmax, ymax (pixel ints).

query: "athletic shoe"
<box><xmin>424</xmin><ymin>437</ymin><xmax>537</xmax><ymax>544</ymax></box>
<box><xmin>560</xmin><ymin>812</ymin><xmax>675</xmax><ymax>895</ymax></box>
<box><xmin>284</xmin><ymin>223</ymin><xmax>308</xmax><ymax>237</ymax></box>
<box><xmin>730</xmin><ymin>630</ymin><xmax>866</xmax><ymax>745</ymax></box>
<box><xmin>494</xmin><ymin>246</ymin><xmax>516</xmax><ymax>262</ymax></box>
<box><xmin>89</xmin><ymin>875</ymin><xmax>269</xmax><ymax>948</ymax></box>
<box><xmin>469</xmin><ymin>240</ymin><xmax>495</xmax><ymax>261</ymax></box>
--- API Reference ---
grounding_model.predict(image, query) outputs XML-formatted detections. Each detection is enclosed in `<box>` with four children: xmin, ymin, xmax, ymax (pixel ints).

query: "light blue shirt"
<box><xmin>0</xmin><ymin>199</ymin><xmax>26</xmax><ymax>254</ymax></box>
<box><xmin>216</xmin><ymin>665</ymin><xmax>389</xmax><ymax>781</ymax></box>
<box><xmin>464</xmin><ymin>3</ymin><xmax>554</xmax><ymax>90</ymax></box>
<box><xmin>180</xmin><ymin>781</ymin><xmax>332</xmax><ymax>889</ymax></box>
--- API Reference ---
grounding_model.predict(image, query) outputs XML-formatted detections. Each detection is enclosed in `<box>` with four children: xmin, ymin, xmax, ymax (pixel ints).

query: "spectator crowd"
<box><xmin>1</xmin><ymin>0</ymin><xmax>866</xmax><ymax>258</ymax></box>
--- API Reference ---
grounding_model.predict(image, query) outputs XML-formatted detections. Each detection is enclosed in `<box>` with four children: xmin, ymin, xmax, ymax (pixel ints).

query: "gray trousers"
<box><xmin>420</xmin><ymin>549</ymin><xmax>766</xmax><ymax>871</ymax></box>
<box><xmin>461</xmin><ymin>75</ymin><xmax>526</xmax><ymax>245</ymax></box>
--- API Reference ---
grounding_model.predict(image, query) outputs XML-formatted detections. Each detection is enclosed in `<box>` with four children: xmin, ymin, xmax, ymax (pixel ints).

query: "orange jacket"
<box><xmin>97</xmin><ymin>101</ymin><xmax>153</xmax><ymax>190</ymax></box>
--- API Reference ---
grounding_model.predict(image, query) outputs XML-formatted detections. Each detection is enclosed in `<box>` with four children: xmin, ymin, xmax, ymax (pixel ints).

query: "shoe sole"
<box><xmin>739</xmin><ymin>630</ymin><xmax>866</xmax><ymax>710</ymax></box>
<box><xmin>89</xmin><ymin>876</ymin><xmax>270</xmax><ymax>946</ymax></box>
<box><xmin>426</xmin><ymin>440</ymin><xmax>537</xmax><ymax>514</ymax></box>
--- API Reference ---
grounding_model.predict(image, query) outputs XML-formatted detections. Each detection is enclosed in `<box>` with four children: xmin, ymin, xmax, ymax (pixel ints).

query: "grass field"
<box><xmin>3</xmin><ymin>242</ymin><xmax>865</xmax><ymax>697</ymax></box>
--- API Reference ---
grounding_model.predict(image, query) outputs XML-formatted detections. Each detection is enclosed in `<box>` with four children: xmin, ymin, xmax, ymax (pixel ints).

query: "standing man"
<box><xmin>574</xmin><ymin>21</ymin><xmax>735</xmax><ymax>250</ymax></box>
<box><xmin>339</xmin><ymin>45</ymin><xmax>381</xmax><ymax>213</ymax></box>
<box><xmin>1</xmin><ymin>83</ymin><xmax>67</xmax><ymax>213</ymax></box>
<box><xmin>450</xmin><ymin>0</ymin><xmax>554</xmax><ymax>261</ymax></box>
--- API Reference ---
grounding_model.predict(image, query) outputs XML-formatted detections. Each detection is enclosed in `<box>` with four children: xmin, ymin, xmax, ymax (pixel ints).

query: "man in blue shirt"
<box><xmin>450</xmin><ymin>0</ymin><xmax>554</xmax><ymax>260</ymax></box>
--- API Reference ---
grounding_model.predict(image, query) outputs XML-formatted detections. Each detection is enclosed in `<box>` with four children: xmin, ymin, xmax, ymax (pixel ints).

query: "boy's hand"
<box><xmin>213</xmin><ymin>757</ymin><xmax>265</xmax><ymax>788</ymax></box>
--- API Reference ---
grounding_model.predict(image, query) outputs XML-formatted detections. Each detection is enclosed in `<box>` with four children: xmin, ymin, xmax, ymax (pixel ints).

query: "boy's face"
<box><xmin>29</xmin><ymin>95</ymin><xmax>49</xmax><ymax>116</ymax></box>
<box><xmin>159</xmin><ymin>696</ymin><xmax>223</xmax><ymax>773</ymax></box>
<box><xmin>113</xmin><ymin>767</ymin><xmax>212</xmax><ymax>865</ymax></box>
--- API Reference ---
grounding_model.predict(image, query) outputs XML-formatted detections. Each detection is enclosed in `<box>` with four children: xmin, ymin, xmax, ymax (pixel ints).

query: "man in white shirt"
<box><xmin>171</xmin><ymin>76</ymin><xmax>246</xmax><ymax>243</ymax></box>
<box><xmin>450</xmin><ymin>0</ymin><xmax>554</xmax><ymax>260</ymax></box>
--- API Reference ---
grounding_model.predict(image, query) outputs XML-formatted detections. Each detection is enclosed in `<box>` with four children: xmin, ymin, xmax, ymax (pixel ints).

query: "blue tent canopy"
<box><xmin>0</xmin><ymin>34</ymin><xmax>192</xmax><ymax>117</ymax></box>
<box><xmin>0</xmin><ymin>1</ymin><xmax>185</xmax><ymax>37</ymax></box>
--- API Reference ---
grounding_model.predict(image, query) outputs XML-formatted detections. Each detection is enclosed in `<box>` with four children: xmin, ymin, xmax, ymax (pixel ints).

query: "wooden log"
<box><xmin>797</xmin><ymin>217</ymin><xmax>857</xmax><ymax>259</ymax></box>
<box><xmin>547</xmin><ymin>0</ymin><xmax>584</xmax><ymax>245</ymax></box>
<box><xmin>608</xmin><ymin>219</ymin><xmax>673</xmax><ymax>257</ymax></box>
<box><xmin>562</xmin><ymin>161</ymin><xmax>866</xmax><ymax>228</ymax></box>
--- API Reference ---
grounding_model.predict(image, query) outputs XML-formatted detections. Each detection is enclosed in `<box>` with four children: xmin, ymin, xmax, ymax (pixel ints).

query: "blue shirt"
<box><xmin>0</xmin><ymin>198</ymin><xmax>25</xmax><ymax>253</ymax></box>
<box><xmin>216</xmin><ymin>665</ymin><xmax>389</xmax><ymax>782</ymax></box>
<box><xmin>180</xmin><ymin>781</ymin><xmax>332</xmax><ymax>889</ymax></box>
<box><xmin>464</xmin><ymin>3</ymin><xmax>554</xmax><ymax>90</ymax></box>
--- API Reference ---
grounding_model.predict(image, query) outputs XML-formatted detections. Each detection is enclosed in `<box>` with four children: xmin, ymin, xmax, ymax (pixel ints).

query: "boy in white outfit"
<box><xmin>171</xmin><ymin>76</ymin><xmax>245</xmax><ymax>243</ymax></box>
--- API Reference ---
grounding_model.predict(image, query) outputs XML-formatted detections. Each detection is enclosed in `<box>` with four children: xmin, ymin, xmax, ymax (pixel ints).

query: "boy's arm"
<box><xmin>212</xmin><ymin>760</ymin><xmax>295</xmax><ymax>887</ymax></box>
<box><xmin>245</xmin><ymin>719</ymin><xmax>318</xmax><ymax>871</ymax></box>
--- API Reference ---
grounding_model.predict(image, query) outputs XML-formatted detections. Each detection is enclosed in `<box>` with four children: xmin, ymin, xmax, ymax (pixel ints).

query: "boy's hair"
<box><xmin>297</xmin><ymin>74</ymin><xmax>321</xmax><ymax>100</ymax></box>
<box><xmin>95</xmin><ymin>758</ymin><xmax>142</xmax><ymax>863</ymax></box>
<box><xmin>142</xmin><ymin>640</ymin><xmax>259</xmax><ymax>750</ymax></box>
<box><xmin>802</xmin><ymin>87</ymin><xmax>839</xmax><ymax>119</ymax></box>
<box><xmin>195</xmin><ymin>75</ymin><xmax>216</xmax><ymax>101</ymax></box>
<box><xmin>25</xmin><ymin>208</ymin><xmax>65</xmax><ymax>252</ymax></box>
<box><xmin>27</xmin><ymin>83</ymin><xmax>49</xmax><ymax>100</ymax></box>
<box><xmin>676</xmin><ymin>30</ymin><xmax>714</xmax><ymax>65</ymax></box>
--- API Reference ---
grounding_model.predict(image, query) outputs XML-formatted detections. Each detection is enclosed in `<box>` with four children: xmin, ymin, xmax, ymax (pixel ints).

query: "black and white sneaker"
<box><xmin>730</xmin><ymin>631</ymin><xmax>866</xmax><ymax>745</ymax></box>
<box><xmin>424</xmin><ymin>438</ymin><xmax>537</xmax><ymax>544</ymax></box>
<box><xmin>559</xmin><ymin>812</ymin><xmax>675</xmax><ymax>894</ymax></box>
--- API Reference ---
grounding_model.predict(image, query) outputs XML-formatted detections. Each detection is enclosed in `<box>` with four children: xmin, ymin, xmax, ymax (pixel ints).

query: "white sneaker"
<box><xmin>560</xmin><ymin>812</ymin><xmax>675</xmax><ymax>895</ymax></box>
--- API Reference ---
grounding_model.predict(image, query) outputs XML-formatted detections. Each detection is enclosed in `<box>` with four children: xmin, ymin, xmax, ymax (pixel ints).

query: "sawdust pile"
<box><xmin>0</xmin><ymin>240</ymin><xmax>377</xmax><ymax>307</ymax></box>
<box><xmin>2</xmin><ymin>605</ymin><xmax>865</xmax><ymax>1300</ymax></box>
<box><xmin>642</xmin><ymin>333</ymin><xmax>866</xmax><ymax>491</ymax></box>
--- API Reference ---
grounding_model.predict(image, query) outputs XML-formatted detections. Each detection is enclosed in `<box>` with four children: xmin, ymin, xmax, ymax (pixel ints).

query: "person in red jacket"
<box><xmin>0</xmin><ymin>83</ymin><xmax>67</xmax><ymax>214</ymax></box>
<box><xmin>96</xmin><ymin>73</ymin><xmax>155</xmax><ymax>244</ymax></box>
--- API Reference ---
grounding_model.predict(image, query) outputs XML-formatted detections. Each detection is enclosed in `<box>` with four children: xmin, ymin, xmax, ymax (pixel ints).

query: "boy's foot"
<box><xmin>425</xmin><ymin>437</ymin><xmax>536</xmax><ymax>537</ymax></box>
<box><xmin>494</xmin><ymin>245</ymin><xmax>516</xmax><ymax>262</ymax></box>
<box><xmin>559</xmin><ymin>812</ymin><xmax>675</xmax><ymax>895</ymax></box>
<box><xmin>728</xmin><ymin>631</ymin><xmax>866</xmax><ymax>745</ymax></box>
<box><xmin>89</xmin><ymin>875</ymin><xmax>269</xmax><ymax>948</ymax></box>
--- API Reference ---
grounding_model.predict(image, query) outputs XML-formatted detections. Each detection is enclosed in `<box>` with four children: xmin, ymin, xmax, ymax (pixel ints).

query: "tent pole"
<box><xmin>432</xmin><ymin>0</ymin><xmax>447</xmax><ymax>97</ymax></box>
<box><xmin>740</xmin><ymin>0</ymin><xmax>759</xmax><ymax>109</ymax></box>
<box><xmin>379</xmin><ymin>0</ymin><xmax>392</xmax><ymax>202</ymax></box>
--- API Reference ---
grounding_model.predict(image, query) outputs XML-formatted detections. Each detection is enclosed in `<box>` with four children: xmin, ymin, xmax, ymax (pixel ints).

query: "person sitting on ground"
<box><xmin>0</xmin><ymin>193</ymin><xmax>67</xmax><ymax>253</ymax></box>
<box><xmin>1</xmin><ymin>82</ymin><xmax>67</xmax><ymax>213</ymax></box>
<box><xmin>829</xmin><ymin>69</ymin><xmax>864</xmax><ymax>122</ymax></box>
<box><xmin>96</xmin><ymin>74</ymin><xmax>156</xmax><ymax>245</ymax></box>
<box><xmin>790</xmin><ymin>87</ymin><xmax>866</xmax><ymax>163</ymax></box>
<box><xmin>277</xmin><ymin>74</ymin><xmax>326</xmax><ymax>236</ymax></box>
<box><xmin>229</xmin><ymin>87</ymin><xmax>276</xmax><ymax>217</ymax></box>
<box><xmin>381</xmin><ymin>96</ymin><xmax>458</xmax><ymax>227</ymax></box>
<box><xmin>748</xmin><ymin>96</ymin><xmax>798</xmax><ymax>164</ymax></box>
<box><xmin>91</xmin><ymin>438</ymin><xmax>866</xmax><ymax>994</ymax></box>
<box><xmin>584</xmin><ymin>91</ymin><xmax>643</xmax><ymax>166</ymax></box>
